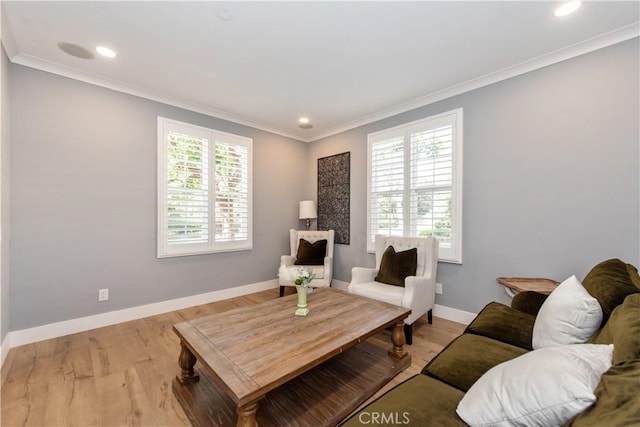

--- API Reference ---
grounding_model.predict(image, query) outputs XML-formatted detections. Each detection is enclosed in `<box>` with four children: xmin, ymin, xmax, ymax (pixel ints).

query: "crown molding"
<box><xmin>310</xmin><ymin>23</ymin><xmax>640</xmax><ymax>142</ymax></box>
<box><xmin>1</xmin><ymin>4</ymin><xmax>19</xmax><ymax>59</ymax></box>
<box><xmin>4</xmin><ymin>21</ymin><xmax>638</xmax><ymax>144</ymax></box>
<box><xmin>8</xmin><ymin>52</ymin><xmax>306</xmax><ymax>142</ymax></box>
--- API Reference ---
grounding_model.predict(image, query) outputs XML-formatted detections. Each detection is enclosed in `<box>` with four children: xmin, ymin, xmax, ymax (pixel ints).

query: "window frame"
<box><xmin>367</xmin><ymin>108</ymin><xmax>463</xmax><ymax>264</ymax></box>
<box><xmin>157</xmin><ymin>117</ymin><xmax>253</xmax><ymax>258</ymax></box>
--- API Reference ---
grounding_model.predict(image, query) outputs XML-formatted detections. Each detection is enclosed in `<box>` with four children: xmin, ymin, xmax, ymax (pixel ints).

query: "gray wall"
<box><xmin>1</xmin><ymin>45</ymin><xmax>9</xmax><ymax>341</ymax></box>
<box><xmin>9</xmin><ymin>64</ymin><xmax>308</xmax><ymax>330</ymax></box>
<box><xmin>308</xmin><ymin>38</ymin><xmax>640</xmax><ymax>314</ymax></box>
<box><xmin>6</xmin><ymin>38</ymin><xmax>639</xmax><ymax>332</ymax></box>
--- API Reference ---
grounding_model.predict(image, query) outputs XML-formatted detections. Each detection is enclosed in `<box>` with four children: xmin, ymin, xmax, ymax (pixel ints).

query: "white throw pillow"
<box><xmin>532</xmin><ymin>275</ymin><xmax>602</xmax><ymax>349</ymax></box>
<box><xmin>456</xmin><ymin>344</ymin><xmax>614</xmax><ymax>427</ymax></box>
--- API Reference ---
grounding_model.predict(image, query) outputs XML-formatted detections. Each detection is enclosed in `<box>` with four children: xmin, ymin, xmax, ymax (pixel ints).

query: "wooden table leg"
<box><xmin>388</xmin><ymin>321</ymin><xmax>409</xmax><ymax>360</ymax></box>
<box><xmin>236</xmin><ymin>400</ymin><xmax>260</xmax><ymax>427</ymax></box>
<box><xmin>176</xmin><ymin>341</ymin><xmax>200</xmax><ymax>385</ymax></box>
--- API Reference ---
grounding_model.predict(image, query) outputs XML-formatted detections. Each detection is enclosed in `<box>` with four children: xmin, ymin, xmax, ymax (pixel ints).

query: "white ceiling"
<box><xmin>2</xmin><ymin>1</ymin><xmax>639</xmax><ymax>142</ymax></box>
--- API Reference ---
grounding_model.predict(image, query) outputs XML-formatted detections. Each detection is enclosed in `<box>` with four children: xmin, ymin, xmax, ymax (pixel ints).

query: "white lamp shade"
<box><xmin>299</xmin><ymin>200</ymin><xmax>317</xmax><ymax>219</ymax></box>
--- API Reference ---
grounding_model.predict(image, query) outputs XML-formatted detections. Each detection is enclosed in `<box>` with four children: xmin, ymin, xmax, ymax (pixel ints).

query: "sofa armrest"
<box><xmin>351</xmin><ymin>267</ymin><xmax>378</xmax><ymax>284</ymax></box>
<box><xmin>511</xmin><ymin>291</ymin><xmax>548</xmax><ymax>316</ymax></box>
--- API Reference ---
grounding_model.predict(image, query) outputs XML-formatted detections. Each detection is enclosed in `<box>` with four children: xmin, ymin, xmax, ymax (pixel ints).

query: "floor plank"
<box><xmin>1</xmin><ymin>288</ymin><xmax>465</xmax><ymax>426</ymax></box>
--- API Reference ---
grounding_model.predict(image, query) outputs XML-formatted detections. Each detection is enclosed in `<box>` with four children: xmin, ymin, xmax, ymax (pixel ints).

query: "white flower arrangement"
<box><xmin>294</xmin><ymin>267</ymin><xmax>315</xmax><ymax>287</ymax></box>
<box><xmin>279</xmin><ymin>266</ymin><xmax>316</xmax><ymax>288</ymax></box>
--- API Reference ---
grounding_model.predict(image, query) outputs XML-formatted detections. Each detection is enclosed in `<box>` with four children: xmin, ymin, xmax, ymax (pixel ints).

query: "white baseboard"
<box><xmin>5</xmin><ymin>278</ymin><xmax>477</xmax><ymax>356</ymax></box>
<box><xmin>433</xmin><ymin>304</ymin><xmax>476</xmax><ymax>325</ymax></box>
<box><xmin>0</xmin><ymin>334</ymin><xmax>9</xmax><ymax>366</ymax></box>
<box><xmin>8</xmin><ymin>279</ymin><xmax>279</xmax><ymax>349</ymax></box>
<box><xmin>331</xmin><ymin>279</ymin><xmax>350</xmax><ymax>291</ymax></box>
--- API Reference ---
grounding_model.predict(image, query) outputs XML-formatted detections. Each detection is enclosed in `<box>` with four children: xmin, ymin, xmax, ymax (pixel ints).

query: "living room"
<box><xmin>0</xmin><ymin>1</ymin><xmax>638</xmax><ymax>426</ymax></box>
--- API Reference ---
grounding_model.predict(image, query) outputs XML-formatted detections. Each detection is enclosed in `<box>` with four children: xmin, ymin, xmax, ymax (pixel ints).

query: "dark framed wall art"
<box><xmin>317</xmin><ymin>152</ymin><xmax>350</xmax><ymax>245</ymax></box>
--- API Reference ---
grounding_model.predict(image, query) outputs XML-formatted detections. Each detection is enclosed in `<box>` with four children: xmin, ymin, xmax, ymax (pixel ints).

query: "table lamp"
<box><xmin>299</xmin><ymin>200</ymin><xmax>317</xmax><ymax>230</ymax></box>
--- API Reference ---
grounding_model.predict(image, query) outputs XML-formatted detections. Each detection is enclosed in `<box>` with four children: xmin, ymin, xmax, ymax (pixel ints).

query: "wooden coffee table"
<box><xmin>172</xmin><ymin>288</ymin><xmax>411</xmax><ymax>427</ymax></box>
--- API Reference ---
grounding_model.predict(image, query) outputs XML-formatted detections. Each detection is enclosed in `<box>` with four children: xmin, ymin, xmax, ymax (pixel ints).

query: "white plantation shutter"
<box><xmin>167</xmin><ymin>130</ymin><xmax>209</xmax><ymax>244</ymax></box>
<box><xmin>214</xmin><ymin>137</ymin><xmax>251</xmax><ymax>246</ymax></box>
<box><xmin>367</xmin><ymin>109</ymin><xmax>463</xmax><ymax>263</ymax></box>
<box><xmin>369</xmin><ymin>131</ymin><xmax>405</xmax><ymax>237</ymax></box>
<box><xmin>158</xmin><ymin>117</ymin><xmax>252</xmax><ymax>257</ymax></box>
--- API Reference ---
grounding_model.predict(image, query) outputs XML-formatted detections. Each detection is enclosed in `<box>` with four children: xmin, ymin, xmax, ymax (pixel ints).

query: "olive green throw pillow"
<box><xmin>590</xmin><ymin>294</ymin><xmax>640</xmax><ymax>364</ymax></box>
<box><xmin>581</xmin><ymin>259</ymin><xmax>640</xmax><ymax>325</ymax></box>
<box><xmin>568</xmin><ymin>360</ymin><xmax>640</xmax><ymax>427</ymax></box>
<box><xmin>465</xmin><ymin>302</ymin><xmax>536</xmax><ymax>350</ymax></box>
<box><xmin>294</xmin><ymin>239</ymin><xmax>327</xmax><ymax>265</ymax></box>
<box><xmin>375</xmin><ymin>245</ymin><xmax>417</xmax><ymax>287</ymax></box>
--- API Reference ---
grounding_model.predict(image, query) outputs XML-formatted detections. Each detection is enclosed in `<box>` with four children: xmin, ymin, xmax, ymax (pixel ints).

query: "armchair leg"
<box><xmin>279</xmin><ymin>286</ymin><xmax>285</xmax><ymax>297</ymax></box>
<box><xmin>403</xmin><ymin>323</ymin><xmax>413</xmax><ymax>346</ymax></box>
<box><xmin>427</xmin><ymin>309</ymin><xmax>433</xmax><ymax>324</ymax></box>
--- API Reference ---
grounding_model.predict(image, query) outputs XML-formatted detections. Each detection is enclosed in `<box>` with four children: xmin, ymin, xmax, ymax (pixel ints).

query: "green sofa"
<box><xmin>342</xmin><ymin>259</ymin><xmax>640</xmax><ymax>426</ymax></box>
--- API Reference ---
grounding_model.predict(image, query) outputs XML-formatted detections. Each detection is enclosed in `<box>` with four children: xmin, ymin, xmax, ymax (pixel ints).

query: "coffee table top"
<box><xmin>173</xmin><ymin>288</ymin><xmax>410</xmax><ymax>406</ymax></box>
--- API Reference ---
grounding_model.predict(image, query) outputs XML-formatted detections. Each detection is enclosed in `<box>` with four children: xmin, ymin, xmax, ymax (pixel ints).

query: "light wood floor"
<box><xmin>1</xmin><ymin>288</ymin><xmax>465</xmax><ymax>427</ymax></box>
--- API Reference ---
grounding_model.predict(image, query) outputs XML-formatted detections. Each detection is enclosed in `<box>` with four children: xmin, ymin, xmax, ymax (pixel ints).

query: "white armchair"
<box><xmin>279</xmin><ymin>229</ymin><xmax>335</xmax><ymax>297</ymax></box>
<box><xmin>348</xmin><ymin>235</ymin><xmax>438</xmax><ymax>345</ymax></box>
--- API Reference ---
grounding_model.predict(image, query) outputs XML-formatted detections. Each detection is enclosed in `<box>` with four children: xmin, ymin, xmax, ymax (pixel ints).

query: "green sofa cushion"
<box><xmin>581</xmin><ymin>259</ymin><xmax>640</xmax><ymax>325</ymax></box>
<box><xmin>340</xmin><ymin>374</ymin><xmax>466</xmax><ymax>427</ymax></box>
<box><xmin>568</xmin><ymin>360</ymin><xmax>640</xmax><ymax>427</ymax></box>
<box><xmin>422</xmin><ymin>334</ymin><xmax>527</xmax><ymax>392</ymax></box>
<box><xmin>465</xmin><ymin>302</ymin><xmax>536</xmax><ymax>350</ymax></box>
<box><xmin>590</xmin><ymin>294</ymin><xmax>640</xmax><ymax>365</ymax></box>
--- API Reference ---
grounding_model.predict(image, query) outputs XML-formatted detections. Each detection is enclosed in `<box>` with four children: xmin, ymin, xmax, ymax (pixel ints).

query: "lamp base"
<box><xmin>305</xmin><ymin>218</ymin><xmax>312</xmax><ymax>230</ymax></box>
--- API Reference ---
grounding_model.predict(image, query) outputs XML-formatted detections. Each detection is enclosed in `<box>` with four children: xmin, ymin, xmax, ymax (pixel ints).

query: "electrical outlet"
<box><xmin>435</xmin><ymin>282</ymin><xmax>443</xmax><ymax>294</ymax></box>
<box><xmin>98</xmin><ymin>288</ymin><xmax>109</xmax><ymax>302</ymax></box>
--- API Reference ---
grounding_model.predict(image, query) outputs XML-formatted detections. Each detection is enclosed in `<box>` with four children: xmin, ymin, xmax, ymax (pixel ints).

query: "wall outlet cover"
<box><xmin>98</xmin><ymin>288</ymin><xmax>109</xmax><ymax>302</ymax></box>
<box><xmin>435</xmin><ymin>282</ymin><xmax>443</xmax><ymax>294</ymax></box>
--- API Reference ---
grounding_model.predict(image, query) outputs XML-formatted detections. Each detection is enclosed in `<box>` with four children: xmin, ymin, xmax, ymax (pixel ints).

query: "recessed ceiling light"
<box><xmin>217</xmin><ymin>9</ymin><xmax>231</xmax><ymax>21</ymax></box>
<box><xmin>298</xmin><ymin>117</ymin><xmax>313</xmax><ymax>129</ymax></box>
<box><xmin>554</xmin><ymin>1</ymin><xmax>581</xmax><ymax>17</ymax></box>
<box><xmin>96</xmin><ymin>46</ymin><xmax>117</xmax><ymax>58</ymax></box>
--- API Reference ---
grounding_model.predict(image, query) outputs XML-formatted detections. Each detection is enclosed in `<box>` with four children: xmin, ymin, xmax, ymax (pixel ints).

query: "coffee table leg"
<box><xmin>236</xmin><ymin>400</ymin><xmax>260</xmax><ymax>427</ymax></box>
<box><xmin>176</xmin><ymin>341</ymin><xmax>200</xmax><ymax>385</ymax></box>
<box><xmin>389</xmin><ymin>321</ymin><xmax>409</xmax><ymax>360</ymax></box>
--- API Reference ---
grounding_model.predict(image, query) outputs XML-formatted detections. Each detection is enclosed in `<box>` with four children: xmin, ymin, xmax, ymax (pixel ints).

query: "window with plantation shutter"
<box><xmin>367</xmin><ymin>109</ymin><xmax>463</xmax><ymax>263</ymax></box>
<box><xmin>157</xmin><ymin>117</ymin><xmax>252</xmax><ymax>257</ymax></box>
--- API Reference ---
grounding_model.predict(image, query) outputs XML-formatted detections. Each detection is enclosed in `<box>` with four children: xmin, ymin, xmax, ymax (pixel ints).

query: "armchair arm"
<box><xmin>281</xmin><ymin>255</ymin><xmax>295</xmax><ymax>267</ymax></box>
<box><xmin>511</xmin><ymin>291</ymin><xmax>548</xmax><ymax>316</ymax></box>
<box><xmin>351</xmin><ymin>267</ymin><xmax>378</xmax><ymax>284</ymax></box>
<box><xmin>402</xmin><ymin>276</ymin><xmax>436</xmax><ymax>325</ymax></box>
<box><xmin>322</xmin><ymin>256</ymin><xmax>333</xmax><ymax>285</ymax></box>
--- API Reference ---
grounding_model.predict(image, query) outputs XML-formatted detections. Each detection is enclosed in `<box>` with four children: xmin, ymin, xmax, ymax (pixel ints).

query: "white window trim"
<box><xmin>157</xmin><ymin>117</ymin><xmax>253</xmax><ymax>258</ymax></box>
<box><xmin>367</xmin><ymin>108</ymin><xmax>463</xmax><ymax>264</ymax></box>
